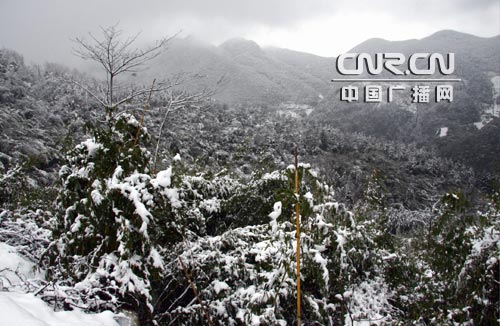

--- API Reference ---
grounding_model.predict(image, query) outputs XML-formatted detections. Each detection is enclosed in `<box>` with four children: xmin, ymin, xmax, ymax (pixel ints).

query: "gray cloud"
<box><xmin>0</xmin><ymin>0</ymin><xmax>497</xmax><ymax>65</ymax></box>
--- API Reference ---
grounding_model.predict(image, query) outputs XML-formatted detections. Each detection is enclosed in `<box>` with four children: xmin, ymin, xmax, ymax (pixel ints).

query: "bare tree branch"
<box><xmin>71</xmin><ymin>24</ymin><xmax>175</xmax><ymax>119</ymax></box>
<box><xmin>70</xmin><ymin>80</ymin><xmax>107</xmax><ymax>107</ymax></box>
<box><xmin>152</xmin><ymin>86</ymin><xmax>214</xmax><ymax>172</ymax></box>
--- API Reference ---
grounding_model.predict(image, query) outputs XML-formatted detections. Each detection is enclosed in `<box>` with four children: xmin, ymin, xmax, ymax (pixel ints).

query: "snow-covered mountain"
<box><xmin>130</xmin><ymin>30</ymin><xmax>500</xmax><ymax>107</ymax></box>
<box><xmin>133</xmin><ymin>36</ymin><xmax>333</xmax><ymax>105</ymax></box>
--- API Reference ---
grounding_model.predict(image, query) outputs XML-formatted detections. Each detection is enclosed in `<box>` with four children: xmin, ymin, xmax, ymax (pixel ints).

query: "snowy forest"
<box><xmin>0</xmin><ymin>24</ymin><xmax>499</xmax><ymax>326</ymax></box>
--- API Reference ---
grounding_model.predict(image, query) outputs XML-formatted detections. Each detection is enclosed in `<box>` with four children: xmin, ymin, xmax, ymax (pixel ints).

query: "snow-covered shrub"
<box><xmin>454</xmin><ymin>197</ymin><xmax>500</xmax><ymax>325</ymax></box>
<box><xmin>0</xmin><ymin>164</ymin><xmax>24</xmax><ymax>209</ymax></box>
<box><xmin>385</xmin><ymin>207</ymin><xmax>433</xmax><ymax>235</ymax></box>
<box><xmin>41</xmin><ymin>111</ymin><xmax>497</xmax><ymax>325</ymax></box>
<box><xmin>156</xmin><ymin>164</ymin><xmax>403</xmax><ymax>325</ymax></box>
<box><xmin>44</xmin><ymin>113</ymin><xmax>246</xmax><ymax>324</ymax></box>
<box><xmin>389</xmin><ymin>192</ymin><xmax>499</xmax><ymax>325</ymax></box>
<box><xmin>43</xmin><ymin>114</ymin><xmax>201</xmax><ymax>323</ymax></box>
<box><xmin>0</xmin><ymin>163</ymin><xmax>46</xmax><ymax>210</ymax></box>
<box><xmin>45</xmin><ymin>114</ymin><xmax>157</xmax><ymax>321</ymax></box>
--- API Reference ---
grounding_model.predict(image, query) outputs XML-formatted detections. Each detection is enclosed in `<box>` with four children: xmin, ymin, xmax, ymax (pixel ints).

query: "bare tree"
<box><xmin>72</xmin><ymin>24</ymin><xmax>175</xmax><ymax>118</ymax></box>
<box><xmin>72</xmin><ymin>24</ymin><xmax>224</xmax><ymax>167</ymax></box>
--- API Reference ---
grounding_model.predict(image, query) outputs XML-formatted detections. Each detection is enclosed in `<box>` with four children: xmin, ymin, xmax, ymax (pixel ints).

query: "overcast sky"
<box><xmin>0</xmin><ymin>0</ymin><xmax>498</xmax><ymax>66</ymax></box>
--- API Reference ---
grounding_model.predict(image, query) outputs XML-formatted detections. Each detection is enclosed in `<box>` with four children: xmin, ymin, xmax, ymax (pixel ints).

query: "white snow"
<box><xmin>474</xmin><ymin>121</ymin><xmax>485</xmax><ymax>130</ymax></box>
<box><xmin>0</xmin><ymin>242</ymin><xmax>124</xmax><ymax>326</ymax></box>
<box><xmin>312</xmin><ymin>250</ymin><xmax>329</xmax><ymax>285</ymax></box>
<box><xmin>438</xmin><ymin>127</ymin><xmax>448</xmax><ymax>137</ymax></box>
<box><xmin>148</xmin><ymin>248</ymin><xmax>164</xmax><ymax>269</ymax></box>
<box><xmin>344</xmin><ymin>277</ymin><xmax>394</xmax><ymax>326</ymax></box>
<box><xmin>286</xmin><ymin>162</ymin><xmax>311</xmax><ymax>171</ymax></box>
<box><xmin>382</xmin><ymin>253</ymin><xmax>397</xmax><ymax>261</ymax></box>
<box><xmin>81</xmin><ymin>139</ymin><xmax>102</xmax><ymax>158</ymax></box>
<box><xmin>472</xmin><ymin>76</ymin><xmax>500</xmax><ymax>130</ymax></box>
<box><xmin>111</xmin><ymin>173</ymin><xmax>152</xmax><ymax>237</ymax></box>
<box><xmin>423</xmin><ymin>269</ymin><xmax>435</xmax><ymax>278</ymax></box>
<box><xmin>334</xmin><ymin>228</ymin><xmax>348</xmax><ymax>248</ymax></box>
<box><xmin>268</xmin><ymin>202</ymin><xmax>282</xmax><ymax>220</ymax></box>
<box><xmin>212</xmin><ymin>280</ymin><xmax>230</xmax><ymax>295</ymax></box>
<box><xmin>261</xmin><ymin>170</ymin><xmax>286</xmax><ymax>181</ymax></box>
<box><xmin>123</xmin><ymin>113</ymin><xmax>139</xmax><ymax>127</ymax></box>
<box><xmin>268</xmin><ymin>201</ymin><xmax>282</xmax><ymax>233</ymax></box>
<box><xmin>334</xmin><ymin>228</ymin><xmax>350</xmax><ymax>271</ymax></box>
<box><xmin>70</xmin><ymin>215</ymin><xmax>83</xmax><ymax>233</ymax></box>
<box><xmin>91</xmin><ymin>189</ymin><xmax>104</xmax><ymax>205</ymax></box>
<box><xmin>0</xmin><ymin>243</ymin><xmax>42</xmax><ymax>286</ymax></box>
<box><xmin>0</xmin><ymin>292</ymin><xmax>120</xmax><ymax>326</ymax></box>
<box><xmin>276</xmin><ymin>110</ymin><xmax>299</xmax><ymax>119</ymax></box>
<box><xmin>164</xmin><ymin>188</ymin><xmax>182</xmax><ymax>208</ymax></box>
<box><xmin>200</xmin><ymin>198</ymin><xmax>221</xmax><ymax>214</ymax></box>
<box><xmin>304</xmin><ymin>192</ymin><xmax>314</xmax><ymax>207</ymax></box>
<box><xmin>299</xmin><ymin>163</ymin><xmax>311</xmax><ymax>169</ymax></box>
<box><xmin>471</xmin><ymin>226</ymin><xmax>500</xmax><ymax>256</ymax></box>
<box><xmin>152</xmin><ymin>168</ymin><xmax>172</xmax><ymax>188</ymax></box>
<box><xmin>110</xmin><ymin>166</ymin><xmax>123</xmax><ymax>185</ymax></box>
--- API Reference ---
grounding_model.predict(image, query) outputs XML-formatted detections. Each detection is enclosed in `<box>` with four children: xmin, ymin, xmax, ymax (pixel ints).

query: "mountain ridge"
<box><xmin>132</xmin><ymin>29</ymin><xmax>499</xmax><ymax>105</ymax></box>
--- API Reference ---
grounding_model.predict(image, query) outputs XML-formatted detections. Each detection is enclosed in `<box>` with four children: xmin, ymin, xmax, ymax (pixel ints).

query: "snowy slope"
<box><xmin>0</xmin><ymin>242</ymin><xmax>125</xmax><ymax>326</ymax></box>
<box><xmin>0</xmin><ymin>292</ymin><xmax>120</xmax><ymax>326</ymax></box>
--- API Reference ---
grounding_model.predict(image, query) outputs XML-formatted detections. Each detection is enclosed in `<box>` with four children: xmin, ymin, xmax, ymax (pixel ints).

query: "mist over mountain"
<box><xmin>348</xmin><ymin>30</ymin><xmax>500</xmax><ymax>78</ymax></box>
<box><xmin>127</xmin><ymin>30</ymin><xmax>500</xmax><ymax>107</ymax></box>
<box><xmin>351</xmin><ymin>30</ymin><xmax>499</xmax><ymax>54</ymax></box>
<box><xmin>133</xmin><ymin>36</ymin><xmax>333</xmax><ymax>105</ymax></box>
